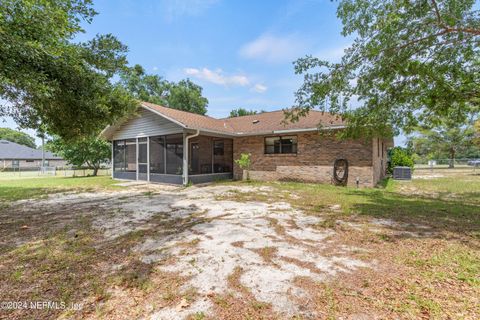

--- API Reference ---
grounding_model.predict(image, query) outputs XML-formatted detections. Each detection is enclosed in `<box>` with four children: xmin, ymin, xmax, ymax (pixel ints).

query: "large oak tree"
<box><xmin>121</xmin><ymin>64</ymin><xmax>209</xmax><ymax>115</ymax></box>
<box><xmin>0</xmin><ymin>0</ymin><xmax>137</xmax><ymax>140</ymax></box>
<box><xmin>293</xmin><ymin>0</ymin><xmax>480</xmax><ymax>138</ymax></box>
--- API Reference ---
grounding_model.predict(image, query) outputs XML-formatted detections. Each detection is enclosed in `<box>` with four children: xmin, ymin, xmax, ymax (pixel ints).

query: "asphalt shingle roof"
<box><xmin>141</xmin><ymin>102</ymin><xmax>345</xmax><ymax>135</ymax></box>
<box><xmin>0</xmin><ymin>140</ymin><xmax>62</xmax><ymax>160</ymax></box>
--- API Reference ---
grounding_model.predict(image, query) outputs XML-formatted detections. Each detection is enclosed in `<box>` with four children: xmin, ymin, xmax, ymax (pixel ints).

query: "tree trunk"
<box><xmin>449</xmin><ymin>148</ymin><xmax>455</xmax><ymax>168</ymax></box>
<box><xmin>92</xmin><ymin>167</ymin><xmax>99</xmax><ymax>176</ymax></box>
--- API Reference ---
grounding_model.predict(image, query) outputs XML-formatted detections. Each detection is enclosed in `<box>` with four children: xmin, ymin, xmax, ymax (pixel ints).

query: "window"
<box><xmin>12</xmin><ymin>160</ymin><xmax>19</xmax><ymax>168</ymax></box>
<box><xmin>264</xmin><ymin>136</ymin><xmax>297</xmax><ymax>154</ymax></box>
<box><xmin>213</xmin><ymin>141</ymin><xmax>224</xmax><ymax>156</ymax></box>
<box><xmin>44</xmin><ymin>160</ymin><xmax>49</xmax><ymax>166</ymax></box>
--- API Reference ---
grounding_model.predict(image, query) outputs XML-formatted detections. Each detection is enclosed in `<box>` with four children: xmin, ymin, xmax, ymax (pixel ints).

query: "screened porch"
<box><xmin>112</xmin><ymin>133</ymin><xmax>233</xmax><ymax>185</ymax></box>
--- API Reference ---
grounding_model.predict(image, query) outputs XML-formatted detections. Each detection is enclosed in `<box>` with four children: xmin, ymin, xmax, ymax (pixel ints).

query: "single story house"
<box><xmin>0</xmin><ymin>140</ymin><xmax>66</xmax><ymax>169</ymax></box>
<box><xmin>102</xmin><ymin>102</ymin><xmax>393</xmax><ymax>187</ymax></box>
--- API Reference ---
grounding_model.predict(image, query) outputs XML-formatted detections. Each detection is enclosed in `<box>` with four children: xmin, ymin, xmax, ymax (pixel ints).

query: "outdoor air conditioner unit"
<box><xmin>393</xmin><ymin>166</ymin><xmax>412</xmax><ymax>180</ymax></box>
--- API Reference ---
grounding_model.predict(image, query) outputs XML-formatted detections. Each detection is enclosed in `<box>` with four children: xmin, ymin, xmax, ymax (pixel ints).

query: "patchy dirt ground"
<box><xmin>1</xmin><ymin>180</ymin><xmax>478</xmax><ymax>319</ymax></box>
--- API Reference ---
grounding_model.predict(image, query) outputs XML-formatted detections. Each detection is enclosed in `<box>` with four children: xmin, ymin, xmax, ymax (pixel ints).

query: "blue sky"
<box><xmin>2</xmin><ymin>0</ymin><xmax>405</xmax><ymax>146</ymax></box>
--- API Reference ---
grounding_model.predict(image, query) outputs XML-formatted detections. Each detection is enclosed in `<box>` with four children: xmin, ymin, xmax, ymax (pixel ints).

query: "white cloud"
<box><xmin>239</xmin><ymin>34</ymin><xmax>307</xmax><ymax>63</ymax></box>
<box><xmin>184</xmin><ymin>67</ymin><xmax>250</xmax><ymax>87</ymax></box>
<box><xmin>152</xmin><ymin>66</ymin><xmax>159</xmax><ymax>71</ymax></box>
<box><xmin>252</xmin><ymin>83</ymin><xmax>267</xmax><ymax>93</ymax></box>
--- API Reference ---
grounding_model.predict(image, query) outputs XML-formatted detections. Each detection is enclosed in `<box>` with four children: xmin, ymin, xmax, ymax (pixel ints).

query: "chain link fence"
<box><xmin>413</xmin><ymin>158</ymin><xmax>480</xmax><ymax>178</ymax></box>
<box><xmin>0</xmin><ymin>166</ymin><xmax>112</xmax><ymax>180</ymax></box>
<box><xmin>414</xmin><ymin>158</ymin><xmax>480</xmax><ymax>168</ymax></box>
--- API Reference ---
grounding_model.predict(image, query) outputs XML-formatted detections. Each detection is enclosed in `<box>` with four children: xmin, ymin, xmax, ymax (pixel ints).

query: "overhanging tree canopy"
<box><xmin>293</xmin><ymin>0</ymin><xmax>480</xmax><ymax>138</ymax></box>
<box><xmin>120</xmin><ymin>65</ymin><xmax>209</xmax><ymax>115</ymax></box>
<box><xmin>0</xmin><ymin>0</ymin><xmax>138</xmax><ymax>140</ymax></box>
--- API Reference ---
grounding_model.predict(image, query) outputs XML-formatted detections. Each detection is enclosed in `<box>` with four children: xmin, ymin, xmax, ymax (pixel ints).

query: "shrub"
<box><xmin>234</xmin><ymin>153</ymin><xmax>251</xmax><ymax>181</ymax></box>
<box><xmin>388</xmin><ymin>147</ymin><xmax>414</xmax><ymax>174</ymax></box>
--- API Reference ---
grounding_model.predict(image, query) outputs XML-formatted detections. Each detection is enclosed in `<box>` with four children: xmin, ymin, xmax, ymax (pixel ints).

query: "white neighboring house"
<box><xmin>0</xmin><ymin>140</ymin><xmax>67</xmax><ymax>170</ymax></box>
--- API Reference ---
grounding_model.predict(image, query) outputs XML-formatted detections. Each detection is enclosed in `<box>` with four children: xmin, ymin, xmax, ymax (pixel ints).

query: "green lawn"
<box><xmin>0</xmin><ymin>176</ymin><xmax>121</xmax><ymax>201</ymax></box>
<box><xmin>221</xmin><ymin>176</ymin><xmax>480</xmax><ymax>226</ymax></box>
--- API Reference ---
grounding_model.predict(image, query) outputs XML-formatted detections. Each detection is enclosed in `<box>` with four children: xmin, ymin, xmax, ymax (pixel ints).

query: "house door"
<box><xmin>190</xmin><ymin>143</ymin><xmax>199</xmax><ymax>174</ymax></box>
<box><xmin>138</xmin><ymin>138</ymin><xmax>148</xmax><ymax>181</ymax></box>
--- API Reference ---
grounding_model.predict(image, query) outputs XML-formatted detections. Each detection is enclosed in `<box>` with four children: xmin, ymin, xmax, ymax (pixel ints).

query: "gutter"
<box><xmin>183</xmin><ymin>129</ymin><xmax>200</xmax><ymax>185</ymax></box>
<box><xmin>272</xmin><ymin>125</ymin><xmax>346</xmax><ymax>135</ymax></box>
<box><xmin>192</xmin><ymin>126</ymin><xmax>347</xmax><ymax>138</ymax></box>
<box><xmin>232</xmin><ymin>125</ymin><xmax>347</xmax><ymax>137</ymax></box>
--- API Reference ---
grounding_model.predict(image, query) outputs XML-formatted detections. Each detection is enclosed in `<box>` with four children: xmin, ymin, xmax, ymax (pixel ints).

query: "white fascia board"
<box><xmin>233</xmin><ymin>126</ymin><xmax>347</xmax><ymax>136</ymax></box>
<box><xmin>272</xmin><ymin>125</ymin><xmax>346</xmax><ymax>134</ymax></box>
<box><xmin>194</xmin><ymin>128</ymin><xmax>236</xmax><ymax>138</ymax></box>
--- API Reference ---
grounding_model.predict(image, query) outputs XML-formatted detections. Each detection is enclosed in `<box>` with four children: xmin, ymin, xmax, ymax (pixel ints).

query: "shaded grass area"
<box><xmin>0</xmin><ymin>176</ymin><xmax>121</xmax><ymax>201</ymax></box>
<box><xmin>399</xmin><ymin>176</ymin><xmax>480</xmax><ymax>206</ymax></box>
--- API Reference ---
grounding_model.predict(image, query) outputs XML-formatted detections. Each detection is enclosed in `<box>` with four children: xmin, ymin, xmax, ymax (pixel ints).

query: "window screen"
<box><xmin>125</xmin><ymin>139</ymin><xmax>137</xmax><ymax>172</ymax></box>
<box><xmin>166</xmin><ymin>134</ymin><xmax>183</xmax><ymax>174</ymax></box>
<box><xmin>113</xmin><ymin>140</ymin><xmax>126</xmax><ymax>172</ymax></box>
<box><xmin>149</xmin><ymin>136</ymin><xmax>165</xmax><ymax>174</ymax></box>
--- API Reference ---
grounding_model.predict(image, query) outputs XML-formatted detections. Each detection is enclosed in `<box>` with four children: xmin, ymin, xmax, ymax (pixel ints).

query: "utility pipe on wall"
<box><xmin>183</xmin><ymin>129</ymin><xmax>200</xmax><ymax>185</ymax></box>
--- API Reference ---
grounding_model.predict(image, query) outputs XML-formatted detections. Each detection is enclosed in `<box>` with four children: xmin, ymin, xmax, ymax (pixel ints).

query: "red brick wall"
<box><xmin>372</xmin><ymin>137</ymin><xmax>393</xmax><ymax>185</ymax></box>
<box><xmin>233</xmin><ymin>131</ymin><xmax>378</xmax><ymax>187</ymax></box>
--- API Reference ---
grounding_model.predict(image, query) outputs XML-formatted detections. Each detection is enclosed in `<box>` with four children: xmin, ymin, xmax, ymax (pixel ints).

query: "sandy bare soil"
<box><xmin>4</xmin><ymin>182</ymin><xmax>378</xmax><ymax>319</ymax></box>
<box><xmin>3</xmin><ymin>178</ymin><xmax>478</xmax><ymax>320</ymax></box>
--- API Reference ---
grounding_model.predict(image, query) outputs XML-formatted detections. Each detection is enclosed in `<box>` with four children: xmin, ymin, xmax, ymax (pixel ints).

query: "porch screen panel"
<box><xmin>138</xmin><ymin>138</ymin><xmax>147</xmax><ymax>174</ymax></box>
<box><xmin>190</xmin><ymin>136</ymin><xmax>213</xmax><ymax>175</ymax></box>
<box><xmin>213</xmin><ymin>139</ymin><xmax>233</xmax><ymax>173</ymax></box>
<box><xmin>150</xmin><ymin>136</ymin><xmax>165</xmax><ymax>174</ymax></box>
<box><xmin>125</xmin><ymin>139</ymin><xmax>137</xmax><ymax>172</ymax></box>
<box><xmin>166</xmin><ymin>134</ymin><xmax>183</xmax><ymax>174</ymax></box>
<box><xmin>113</xmin><ymin>140</ymin><xmax>126</xmax><ymax>171</ymax></box>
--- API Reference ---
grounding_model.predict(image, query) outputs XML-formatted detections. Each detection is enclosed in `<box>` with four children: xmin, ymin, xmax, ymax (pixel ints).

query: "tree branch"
<box><xmin>430</xmin><ymin>0</ymin><xmax>445</xmax><ymax>28</ymax></box>
<box><xmin>430</xmin><ymin>0</ymin><xmax>480</xmax><ymax>35</ymax></box>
